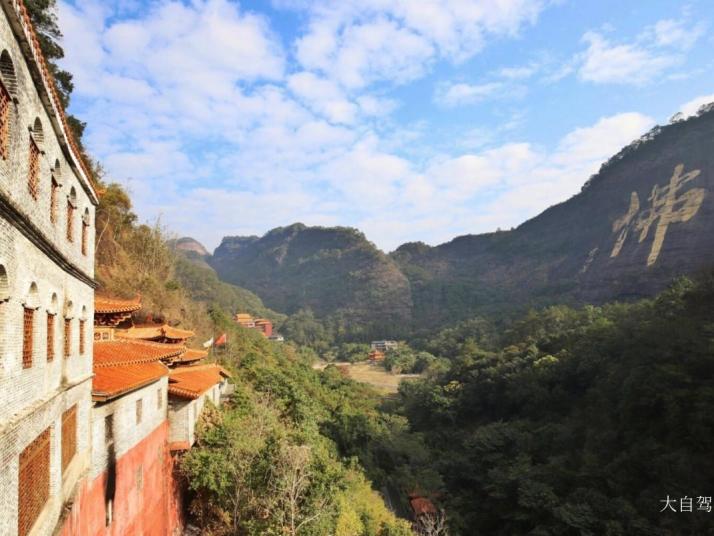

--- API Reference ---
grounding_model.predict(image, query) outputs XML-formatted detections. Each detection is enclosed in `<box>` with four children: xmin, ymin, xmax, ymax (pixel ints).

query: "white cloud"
<box><xmin>294</xmin><ymin>0</ymin><xmax>546</xmax><ymax>89</ymax></box>
<box><xmin>57</xmin><ymin>0</ymin><xmax>671</xmax><ymax>253</ymax></box>
<box><xmin>435</xmin><ymin>82</ymin><xmax>504</xmax><ymax>107</ymax></box>
<box><xmin>576</xmin><ymin>15</ymin><xmax>705</xmax><ymax>86</ymax></box>
<box><xmin>679</xmin><ymin>94</ymin><xmax>714</xmax><ymax>118</ymax></box>
<box><xmin>578</xmin><ymin>31</ymin><xmax>677</xmax><ymax>85</ymax></box>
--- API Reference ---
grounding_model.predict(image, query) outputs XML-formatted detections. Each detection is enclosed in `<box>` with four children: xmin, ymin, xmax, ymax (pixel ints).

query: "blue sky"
<box><xmin>57</xmin><ymin>0</ymin><xmax>714</xmax><ymax>252</ymax></box>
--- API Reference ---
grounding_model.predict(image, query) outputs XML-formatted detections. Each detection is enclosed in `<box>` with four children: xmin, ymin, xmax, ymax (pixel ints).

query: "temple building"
<box><xmin>234</xmin><ymin>312</ymin><xmax>274</xmax><ymax>338</ymax></box>
<box><xmin>0</xmin><ymin>2</ymin><xmax>98</xmax><ymax>534</ymax></box>
<box><xmin>0</xmin><ymin>5</ymin><xmax>232</xmax><ymax>534</ymax></box>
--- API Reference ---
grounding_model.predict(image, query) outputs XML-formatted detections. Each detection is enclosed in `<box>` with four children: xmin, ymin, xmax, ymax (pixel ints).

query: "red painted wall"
<box><xmin>59</xmin><ymin>421</ymin><xmax>184</xmax><ymax>536</ymax></box>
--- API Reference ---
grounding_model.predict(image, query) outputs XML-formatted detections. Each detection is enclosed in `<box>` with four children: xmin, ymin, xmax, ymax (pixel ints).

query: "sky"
<box><xmin>57</xmin><ymin>0</ymin><xmax>714</xmax><ymax>252</ymax></box>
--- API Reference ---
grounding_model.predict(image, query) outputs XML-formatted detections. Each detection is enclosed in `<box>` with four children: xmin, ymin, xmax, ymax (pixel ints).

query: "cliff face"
<box><xmin>174</xmin><ymin>236</ymin><xmax>210</xmax><ymax>256</ymax></box>
<box><xmin>393</xmin><ymin>109</ymin><xmax>714</xmax><ymax>327</ymax></box>
<box><xmin>210</xmin><ymin>224</ymin><xmax>413</xmax><ymax>335</ymax></box>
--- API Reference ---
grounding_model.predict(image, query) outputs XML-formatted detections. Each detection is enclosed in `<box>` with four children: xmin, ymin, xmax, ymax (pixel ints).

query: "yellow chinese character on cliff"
<box><xmin>610</xmin><ymin>164</ymin><xmax>706</xmax><ymax>267</ymax></box>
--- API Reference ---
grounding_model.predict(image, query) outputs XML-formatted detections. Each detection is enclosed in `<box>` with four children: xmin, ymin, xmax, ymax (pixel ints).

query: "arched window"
<box><xmin>64</xmin><ymin>299</ymin><xmax>73</xmax><ymax>358</ymax></box>
<box><xmin>23</xmin><ymin>283</ymin><xmax>39</xmax><ymax>369</ymax></box>
<box><xmin>66</xmin><ymin>187</ymin><xmax>76</xmax><ymax>242</ymax></box>
<box><xmin>0</xmin><ymin>50</ymin><xmax>18</xmax><ymax>96</ymax></box>
<box><xmin>0</xmin><ymin>264</ymin><xmax>8</xmax><ymax>303</ymax></box>
<box><xmin>47</xmin><ymin>293</ymin><xmax>58</xmax><ymax>362</ymax></box>
<box><xmin>81</xmin><ymin>208</ymin><xmax>90</xmax><ymax>256</ymax></box>
<box><xmin>31</xmin><ymin>117</ymin><xmax>44</xmax><ymax>145</ymax></box>
<box><xmin>0</xmin><ymin>52</ymin><xmax>16</xmax><ymax>160</ymax></box>
<box><xmin>79</xmin><ymin>306</ymin><xmax>87</xmax><ymax>355</ymax></box>
<box><xmin>50</xmin><ymin>160</ymin><xmax>61</xmax><ymax>224</ymax></box>
<box><xmin>28</xmin><ymin>119</ymin><xmax>43</xmax><ymax>199</ymax></box>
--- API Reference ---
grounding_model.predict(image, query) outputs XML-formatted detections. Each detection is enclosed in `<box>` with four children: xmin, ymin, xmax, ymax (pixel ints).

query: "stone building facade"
<box><xmin>0</xmin><ymin>1</ymin><xmax>98</xmax><ymax>535</ymax></box>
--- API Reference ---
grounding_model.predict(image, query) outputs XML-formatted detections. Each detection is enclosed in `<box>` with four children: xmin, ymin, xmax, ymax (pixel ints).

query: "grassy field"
<box><xmin>314</xmin><ymin>361</ymin><xmax>420</xmax><ymax>395</ymax></box>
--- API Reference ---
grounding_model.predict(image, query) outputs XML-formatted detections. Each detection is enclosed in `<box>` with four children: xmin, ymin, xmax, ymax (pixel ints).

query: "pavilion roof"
<box><xmin>168</xmin><ymin>364</ymin><xmax>231</xmax><ymax>400</ymax></box>
<box><xmin>92</xmin><ymin>362</ymin><xmax>168</xmax><ymax>402</ymax></box>
<box><xmin>93</xmin><ymin>339</ymin><xmax>185</xmax><ymax>367</ymax></box>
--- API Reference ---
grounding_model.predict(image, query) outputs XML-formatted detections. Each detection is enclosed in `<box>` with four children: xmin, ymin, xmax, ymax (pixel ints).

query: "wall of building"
<box><xmin>0</xmin><ymin>380</ymin><xmax>91</xmax><ymax>536</ymax></box>
<box><xmin>0</xmin><ymin>218</ymin><xmax>93</xmax><ymax>426</ymax></box>
<box><xmin>168</xmin><ymin>388</ymin><xmax>220</xmax><ymax>448</ymax></box>
<box><xmin>58</xmin><ymin>420</ymin><xmax>183</xmax><ymax>536</ymax></box>
<box><xmin>90</xmin><ymin>378</ymin><xmax>168</xmax><ymax>479</ymax></box>
<box><xmin>0</xmin><ymin>6</ymin><xmax>96</xmax><ymax>278</ymax></box>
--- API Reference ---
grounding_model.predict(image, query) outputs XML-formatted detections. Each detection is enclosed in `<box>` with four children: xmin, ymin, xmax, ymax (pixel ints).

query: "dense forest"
<box><xmin>394</xmin><ymin>273</ymin><xmax>714</xmax><ymax>535</ymax></box>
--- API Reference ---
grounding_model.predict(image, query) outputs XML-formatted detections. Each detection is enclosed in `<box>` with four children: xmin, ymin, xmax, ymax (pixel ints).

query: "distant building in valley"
<box><xmin>234</xmin><ymin>312</ymin><xmax>275</xmax><ymax>338</ymax></box>
<box><xmin>268</xmin><ymin>334</ymin><xmax>284</xmax><ymax>342</ymax></box>
<box><xmin>234</xmin><ymin>313</ymin><xmax>255</xmax><ymax>328</ymax></box>
<box><xmin>368</xmin><ymin>349</ymin><xmax>385</xmax><ymax>362</ymax></box>
<box><xmin>370</xmin><ymin>340</ymin><xmax>398</xmax><ymax>352</ymax></box>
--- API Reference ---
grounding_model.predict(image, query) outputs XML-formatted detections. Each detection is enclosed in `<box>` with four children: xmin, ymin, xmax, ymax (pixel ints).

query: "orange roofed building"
<box><xmin>234</xmin><ymin>313</ymin><xmax>275</xmax><ymax>338</ymax></box>
<box><xmin>57</xmin><ymin>295</ymin><xmax>231</xmax><ymax>536</ymax></box>
<box><xmin>168</xmin><ymin>364</ymin><xmax>232</xmax><ymax>450</ymax></box>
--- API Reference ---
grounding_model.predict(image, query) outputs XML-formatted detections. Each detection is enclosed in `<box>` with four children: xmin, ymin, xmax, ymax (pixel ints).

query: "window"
<box><xmin>79</xmin><ymin>319</ymin><xmax>86</xmax><ymax>355</ymax></box>
<box><xmin>0</xmin><ymin>81</ymin><xmax>9</xmax><ymax>160</ymax></box>
<box><xmin>104</xmin><ymin>414</ymin><xmax>114</xmax><ymax>445</ymax></box>
<box><xmin>50</xmin><ymin>178</ymin><xmax>59</xmax><ymax>224</ymax></box>
<box><xmin>64</xmin><ymin>318</ymin><xmax>71</xmax><ymax>358</ymax></box>
<box><xmin>157</xmin><ymin>388</ymin><xmax>163</xmax><ymax>410</ymax></box>
<box><xmin>66</xmin><ymin>199</ymin><xmax>74</xmax><ymax>241</ymax></box>
<box><xmin>18</xmin><ymin>429</ymin><xmax>50</xmax><ymax>536</ymax></box>
<box><xmin>61</xmin><ymin>405</ymin><xmax>77</xmax><ymax>473</ymax></box>
<box><xmin>22</xmin><ymin>307</ymin><xmax>33</xmax><ymax>368</ymax></box>
<box><xmin>28</xmin><ymin>138</ymin><xmax>39</xmax><ymax>199</ymax></box>
<box><xmin>135</xmin><ymin>465</ymin><xmax>143</xmax><ymax>490</ymax></box>
<box><xmin>136</xmin><ymin>399</ymin><xmax>142</xmax><ymax>424</ymax></box>
<box><xmin>81</xmin><ymin>220</ymin><xmax>88</xmax><ymax>255</ymax></box>
<box><xmin>46</xmin><ymin>313</ymin><xmax>54</xmax><ymax>362</ymax></box>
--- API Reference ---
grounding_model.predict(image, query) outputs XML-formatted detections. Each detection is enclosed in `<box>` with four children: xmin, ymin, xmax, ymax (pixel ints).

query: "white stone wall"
<box><xmin>0</xmin><ymin>380</ymin><xmax>92</xmax><ymax>536</ymax></box>
<box><xmin>168</xmin><ymin>387</ymin><xmax>221</xmax><ymax>447</ymax></box>
<box><xmin>91</xmin><ymin>377</ymin><xmax>168</xmax><ymax>479</ymax></box>
<box><xmin>0</xmin><ymin>219</ymin><xmax>93</xmax><ymax>426</ymax></box>
<box><xmin>0</xmin><ymin>6</ymin><xmax>98</xmax><ymax>535</ymax></box>
<box><xmin>0</xmin><ymin>10</ymin><xmax>96</xmax><ymax>278</ymax></box>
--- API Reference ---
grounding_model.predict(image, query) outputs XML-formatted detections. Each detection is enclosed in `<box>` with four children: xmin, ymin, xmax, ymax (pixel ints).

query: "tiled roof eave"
<box><xmin>92</xmin><ymin>375</ymin><xmax>163</xmax><ymax>402</ymax></box>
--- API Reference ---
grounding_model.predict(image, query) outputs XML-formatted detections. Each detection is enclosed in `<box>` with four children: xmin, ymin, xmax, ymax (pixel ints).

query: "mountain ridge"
<box><xmin>194</xmin><ymin>105</ymin><xmax>714</xmax><ymax>334</ymax></box>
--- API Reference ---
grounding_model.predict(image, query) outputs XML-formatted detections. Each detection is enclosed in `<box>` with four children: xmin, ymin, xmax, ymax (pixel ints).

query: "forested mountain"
<box><xmin>210</xmin><ymin>223</ymin><xmax>413</xmax><ymax>338</ymax></box>
<box><xmin>207</xmin><ymin>107</ymin><xmax>714</xmax><ymax>335</ymax></box>
<box><xmin>393</xmin><ymin>107</ymin><xmax>714</xmax><ymax>328</ymax></box>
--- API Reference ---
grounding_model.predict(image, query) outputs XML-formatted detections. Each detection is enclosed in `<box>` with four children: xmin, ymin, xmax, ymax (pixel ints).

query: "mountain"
<box><xmin>210</xmin><ymin>223</ymin><xmax>413</xmax><ymax>337</ymax></box>
<box><xmin>393</xmin><ymin>106</ymin><xmax>714</xmax><ymax>328</ymax></box>
<box><xmin>174</xmin><ymin>236</ymin><xmax>210</xmax><ymax>256</ymax></box>
<box><xmin>208</xmin><ymin>106</ymin><xmax>714</xmax><ymax>335</ymax></box>
<box><xmin>169</xmin><ymin>237</ymin><xmax>283</xmax><ymax>321</ymax></box>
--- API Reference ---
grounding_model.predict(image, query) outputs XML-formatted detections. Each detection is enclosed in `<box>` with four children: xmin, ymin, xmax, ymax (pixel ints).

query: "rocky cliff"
<box><xmin>210</xmin><ymin>224</ymin><xmax>413</xmax><ymax>336</ymax></box>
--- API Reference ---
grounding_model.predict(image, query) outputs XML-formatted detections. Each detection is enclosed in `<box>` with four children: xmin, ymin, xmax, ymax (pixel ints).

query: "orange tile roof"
<box><xmin>92</xmin><ymin>362</ymin><xmax>168</xmax><ymax>401</ymax></box>
<box><xmin>119</xmin><ymin>324</ymin><xmax>194</xmax><ymax>341</ymax></box>
<box><xmin>93</xmin><ymin>339</ymin><xmax>185</xmax><ymax>367</ymax></box>
<box><xmin>7</xmin><ymin>0</ymin><xmax>98</xmax><ymax>200</ymax></box>
<box><xmin>162</xmin><ymin>325</ymin><xmax>195</xmax><ymax>340</ymax></box>
<box><xmin>174</xmin><ymin>349</ymin><xmax>208</xmax><ymax>364</ymax></box>
<box><xmin>168</xmin><ymin>364</ymin><xmax>231</xmax><ymax>400</ymax></box>
<box><xmin>94</xmin><ymin>295</ymin><xmax>142</xmax><ymax>314</ymax></box>
<box><xmin>169</xmin><ymin>441</ymin><xmax>191</xmax><ymax>452</ymax></box>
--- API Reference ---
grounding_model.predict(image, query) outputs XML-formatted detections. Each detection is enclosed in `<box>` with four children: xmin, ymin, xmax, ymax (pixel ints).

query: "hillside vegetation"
<box><xmin>395</xmin><ymin>272</ymin><xmax>714</xmax><ymax>535</ymax></box>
